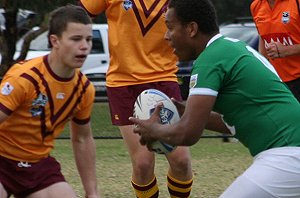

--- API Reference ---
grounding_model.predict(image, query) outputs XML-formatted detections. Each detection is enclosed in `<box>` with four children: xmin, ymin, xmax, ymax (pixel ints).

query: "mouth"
<box><xmin>75</xmin><ymin>55</ymin><xmax>87</xmax><ymax>62</ymax></box>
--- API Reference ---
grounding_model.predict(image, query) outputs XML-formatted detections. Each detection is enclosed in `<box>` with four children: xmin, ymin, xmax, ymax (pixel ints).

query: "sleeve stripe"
<box><xmin>189</xmin><ymin>88</ymin><xmax>218</xmax><ymax>96</ymax></box>
<box><xmin>0</xmin><ymin>102</ymin><xmax>13</xmax><ymax>115</ymax></box>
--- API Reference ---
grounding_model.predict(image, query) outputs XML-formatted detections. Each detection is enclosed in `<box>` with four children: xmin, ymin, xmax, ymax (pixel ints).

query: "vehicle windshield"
<box><xmin>29</xmin><ymin>31</ymin><xmax>49</xmax><ymax>51</ymax></box>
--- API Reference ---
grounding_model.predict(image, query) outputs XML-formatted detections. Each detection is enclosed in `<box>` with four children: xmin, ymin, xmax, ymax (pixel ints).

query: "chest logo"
<box><xmin>123</xmin><ymin>0</ymin><xmax>133</xmax><ymax>10</ymax></box>
<box><xmin>282</xmin><ymin>11</ymin><xmax>290</xmax><ymax>24</ymax></box>
<box><xmin>30</xmin><ymin>93</ymin><xmax>48</xmax><ymax>117</ymax></box>
<box><xmin>56</xmin><ymin>92</ymin><xmax>65</xmax><ymax>99</ymax></box>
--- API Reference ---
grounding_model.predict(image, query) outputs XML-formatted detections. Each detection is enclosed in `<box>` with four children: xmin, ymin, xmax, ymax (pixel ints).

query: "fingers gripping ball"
<box><xmin>133</xmin><ymin>89</ymin><xmax>180</xmax><ymax>154</ymax></box>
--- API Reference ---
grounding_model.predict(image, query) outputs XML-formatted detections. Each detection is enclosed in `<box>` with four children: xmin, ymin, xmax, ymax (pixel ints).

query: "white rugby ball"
<box><xmin>133</xmin><ymin>89</ymin><xmax>180</xmax><ymax>154</ymax></box>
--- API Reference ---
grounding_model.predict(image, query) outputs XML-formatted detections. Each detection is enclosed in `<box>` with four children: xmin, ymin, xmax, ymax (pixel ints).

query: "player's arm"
<box><xmin>268</xmin><ymin>42</ymin><xmax>300</xmax><ymax>58</ymax></box>
<box><xmin>258</xmin><ymin>37</ymin><xmax>267</xmax><ymax>57</ymax></box>
<box><xmin>70</xmin><ymin>121</ymin><xmax>100</xmax><ymax>198</ymax></box>
<box><xmin>130</xmin><ymin>95</ymin><xmax>230</xmax><ymax>147</ymax></box>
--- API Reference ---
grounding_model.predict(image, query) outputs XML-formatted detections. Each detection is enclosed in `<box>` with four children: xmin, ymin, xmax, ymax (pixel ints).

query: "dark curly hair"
<box><xmin>168</xmin><ymin>0</ymin><xmax>219</xmax><ymax>35</ymax></box>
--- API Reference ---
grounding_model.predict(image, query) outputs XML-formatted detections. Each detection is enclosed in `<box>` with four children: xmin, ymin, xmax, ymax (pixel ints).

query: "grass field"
<box><xmin>53</xmin><ymin>102</ymin><xmax>253</xmax><ymax>197</ymax></box>
<box><xmin>52</xmin><ymin>138</ymin><xmax>252</xmax><ymax>198</ymax></box>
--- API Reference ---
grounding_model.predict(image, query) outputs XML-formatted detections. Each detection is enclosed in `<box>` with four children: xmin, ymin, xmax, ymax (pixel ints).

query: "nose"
<box><xmin>164</xmin><ymin>31</ymin><xmax>170</xmax><ymax>41</ymax></box>
<box><xmin>80</xmin><ymin>39</ymin><xmax>92</xmax><ymax>50</ymax></box>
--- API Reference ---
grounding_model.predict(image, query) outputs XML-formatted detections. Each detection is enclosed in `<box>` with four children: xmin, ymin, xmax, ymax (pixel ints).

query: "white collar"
<box><xmin>206</xmin><ymin>33</ymin><xmax>222</xmax><ymax>47</ymax></box>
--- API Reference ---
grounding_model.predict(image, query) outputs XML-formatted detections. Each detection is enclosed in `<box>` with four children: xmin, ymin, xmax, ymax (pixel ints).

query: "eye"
<box><xmin>72</xmin><ymin>37</ymin><xmax>81</xmax><ymax>41</ymax></box>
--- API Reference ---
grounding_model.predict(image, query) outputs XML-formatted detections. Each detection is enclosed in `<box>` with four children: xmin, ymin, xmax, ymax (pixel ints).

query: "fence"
<box><xmin>58</xmin><ymin>102</ymin><xmax>233</xmax><ymax>140</ymax></box>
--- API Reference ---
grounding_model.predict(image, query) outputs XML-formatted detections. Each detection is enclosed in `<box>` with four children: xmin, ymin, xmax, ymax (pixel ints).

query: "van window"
<box><xmin>91</xmin><ymin>30</ymin><xmax>104</xmax><ymax>54</ymax></box>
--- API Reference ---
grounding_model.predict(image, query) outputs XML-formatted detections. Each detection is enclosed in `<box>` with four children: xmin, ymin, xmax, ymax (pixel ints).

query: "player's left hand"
<box><xmin>130</xmin><ymin>103</ymin><xmax>163</xmax><ymax>145</ymax></box>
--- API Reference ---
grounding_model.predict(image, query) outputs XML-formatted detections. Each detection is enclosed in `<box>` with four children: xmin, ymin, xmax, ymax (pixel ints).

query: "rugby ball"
<box><xmin>133</xmin><ymin>89</ymin><xmax>180</xmax><ymax>154</ymax></box>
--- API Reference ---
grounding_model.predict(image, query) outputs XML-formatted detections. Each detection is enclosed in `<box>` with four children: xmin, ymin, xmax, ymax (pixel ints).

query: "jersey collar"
<box><xmin>206</xmin><ymin>33</ymin><xmax>222</xmax><ymax>47</ymax></box>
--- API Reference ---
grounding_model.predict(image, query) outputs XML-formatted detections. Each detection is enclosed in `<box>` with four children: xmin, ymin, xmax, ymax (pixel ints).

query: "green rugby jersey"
<box><xmin>190</xmin><ymin>34</ymin><xmax>300</xmax><ymax>156</ymax></box>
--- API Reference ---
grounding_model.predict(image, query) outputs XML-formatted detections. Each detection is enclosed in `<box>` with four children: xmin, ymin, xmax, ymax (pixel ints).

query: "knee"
<box><xmin>168</xmin><ymin>150</ymin><xmax>192</xmax><ymax>173</ymax></box>
<box><xmin>171</xmin><ymin>157</ymin><xmax>191</xmax><ymax>172</ymax></box>
<box><xmin>133</xmin><ymin>158</ymin><xmax>155</xmax><ymax>174</ymax></box>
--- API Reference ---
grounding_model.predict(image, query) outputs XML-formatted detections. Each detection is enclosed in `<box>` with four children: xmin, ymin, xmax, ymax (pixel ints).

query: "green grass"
<box><xmin>52</xmin><ymin>138</ymin><xmax>252</xmax><ymax>198</ymax></box>
<box><xmin>60</xmin><ymin>103</ymin><xmax>120</xmax><ymax>138</ymax></box>
<box><xmin>53</xmin><ymin>102</ymin><xmax>253</xmax><ymax>197</ymax></box>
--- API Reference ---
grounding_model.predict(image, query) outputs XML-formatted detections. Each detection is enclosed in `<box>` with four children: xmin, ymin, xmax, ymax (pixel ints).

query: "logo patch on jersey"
<box><xmin>1</xmin><ymin>82</ymin><xmax>14</xmax><ymax>96</ymax></box>
<box><xmin>123</xmin><ymin>0</ymin><xmax>133</xmax><ymax>10</ymax></box>
<box><xmin>189</xmin><ymin>74</ymin><xmax>198</xmax><ymax>88</ymax></box>
<box><xmin>282</xmin><ymin>11</ymin><xmax>290</xmax><ymax>24</ymax></box>
<box><xmin>30</xmin><ymin>93</ymin><xmax>48</xmax><ymax>117</ymax></box>
<box><xmin>56</xmin><ymin>92</ymin><xmax>65</xmax><ymax>99</ymax></box>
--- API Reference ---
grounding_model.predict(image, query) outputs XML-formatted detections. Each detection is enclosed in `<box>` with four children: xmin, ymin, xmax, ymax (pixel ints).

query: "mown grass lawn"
<box><xmin>52</xmin><ymin>138</ymin><xmax>252</xmax><ymax>198</ymax></box>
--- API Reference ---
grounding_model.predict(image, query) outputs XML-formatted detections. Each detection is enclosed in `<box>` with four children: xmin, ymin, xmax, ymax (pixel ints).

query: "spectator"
<box><xmin>251</xmin><ymin>0</ymin><xmax>300</xmax><ymax>102</ymax></box>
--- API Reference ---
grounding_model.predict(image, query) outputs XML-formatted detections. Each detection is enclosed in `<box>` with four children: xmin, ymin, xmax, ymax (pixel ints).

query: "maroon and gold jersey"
<box><xmin>80</xmin><ymin>0</ymin><xmax>179</xmax><ymax>87</ymax></box>
<box><xmin>0</xmin><ymin>55</ymin><xmax>95</xmax><ymax>162</ymax></box>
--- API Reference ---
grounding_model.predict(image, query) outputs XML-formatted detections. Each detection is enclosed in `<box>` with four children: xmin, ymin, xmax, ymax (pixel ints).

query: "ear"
<box><xmin>186</xmin><ymin>22</ymin><xmax>198</xmax><ymax>38</ymax></box>
<box><xmin>49</xmin><ymin>34</ymin><xmax>59</xmax><ymax>48</ymax></box>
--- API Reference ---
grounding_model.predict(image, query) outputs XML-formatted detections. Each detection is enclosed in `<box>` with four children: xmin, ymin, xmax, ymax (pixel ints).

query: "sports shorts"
<box><xmin>0</xmin><ymin>155</ymin><xmax>66</xmax><ymax>198</ymax></box>
<box><xmin>219</xmin><ymin>147</ymin><xmax>300</xmax><ymax>198</ymax></box>
<box><xmin>107</xmin><ymin>81</ymin><xmax>182</xmax><ymax>125</ymax></box>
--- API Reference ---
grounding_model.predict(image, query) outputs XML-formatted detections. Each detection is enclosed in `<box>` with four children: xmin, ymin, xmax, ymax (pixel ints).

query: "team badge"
<box><xmin>56</xmin><ymin>92</ymin><xmax>65</xmax><ymax>99</ymax></box>
<box><xmin>30</xmin><ymin>93</ymin><xmax>48</xmax><ymax>117</ymax></box>
<box><xmin>123</xmin><ymin>0</ymin><xmax>133</xmax><ymax>11</ymax></box>
<box><xmin>1</xmin><ymin>82</ymin><xmax>14</xmax><ymax>95</ymax></box>
<box><xmin>282</xmin><ymin>11</ymin><xmax>290</xmax><ymax>24</ymax></box>
<box><xmin>189</xmin><ymin>74</ymin><xmax>198</xmax><ymax>88</ymax></box>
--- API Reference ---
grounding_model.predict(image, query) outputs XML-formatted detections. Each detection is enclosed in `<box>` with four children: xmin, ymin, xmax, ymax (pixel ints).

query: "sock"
<box><xmin>131</xmin><ymin>176</ymin><xmax>159</xmax><ymax>198</ymax></box>
<box><xmin>167</xmin><ymin>174</ymin><xmax>193</xmax><ymax>198</ymax></box>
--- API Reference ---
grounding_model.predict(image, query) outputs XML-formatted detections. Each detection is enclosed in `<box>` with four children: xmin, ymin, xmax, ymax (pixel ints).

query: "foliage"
<box><xmin>0</xmin><ymin>0</ymin><xmax>75</xmax><ymax>75</ymax></box>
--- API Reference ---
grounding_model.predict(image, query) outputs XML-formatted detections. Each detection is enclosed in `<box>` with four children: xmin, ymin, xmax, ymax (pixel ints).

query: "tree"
<box><xmin>0</xmin><ymin>0</ymin><xmax>74</xmax><ymax>75</ymax></box>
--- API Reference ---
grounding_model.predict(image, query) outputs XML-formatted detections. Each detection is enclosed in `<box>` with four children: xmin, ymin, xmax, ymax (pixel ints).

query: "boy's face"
<box><xmin>50</xmin><ymin>22</ymin><xmax>93</xmax><ymax>70</ymax></box>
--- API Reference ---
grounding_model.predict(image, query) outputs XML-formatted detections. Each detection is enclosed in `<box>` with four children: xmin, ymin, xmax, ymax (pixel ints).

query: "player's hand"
<box><xmin>171</xmin><ymin>98</ymin><xmax>185</xmax><ymax>117</ymax></box>
<box><xmin>129</xmin><ymin>103</ymin><xmax>163</xmax><ymax>145</ymax></box>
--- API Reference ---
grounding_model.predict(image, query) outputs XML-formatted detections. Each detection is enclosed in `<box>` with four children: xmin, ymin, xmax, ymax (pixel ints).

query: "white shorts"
<box><xmin>219</xmin><ymin>147</ymin><xmax>300</xmax><ymax>198</ymax></box>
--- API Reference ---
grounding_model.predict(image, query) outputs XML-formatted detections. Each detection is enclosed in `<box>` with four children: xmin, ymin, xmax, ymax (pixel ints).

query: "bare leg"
<box><xmin>26</xmin><ymin>182</ymin><xmax>77</xmax><ymax>198</ymax></box>
<box><xmin>0</xmin><ymin>183</ymin><xmax>8</xmax><ymax>198</ymax></box>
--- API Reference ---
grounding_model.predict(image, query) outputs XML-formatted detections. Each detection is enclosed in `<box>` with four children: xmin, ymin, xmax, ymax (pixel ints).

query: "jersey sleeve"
<box><xmin>0</xmin><ymin>71</ymin><xmax>30</xmax><ymax>115</ymax></box>
<box><xmin>72</xmin><ymin>81</ymin><xmax>95</xmax><ymax>125</ymax></box>
<box><xmin>80</xmin><ymin>0</ymin><xmax>107</xmax><ymax>16</ymax></box>
<box><xmin>189</xmin><ymin>58</ymin><xmax>224</xmax><ymax>97</ymax></box>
